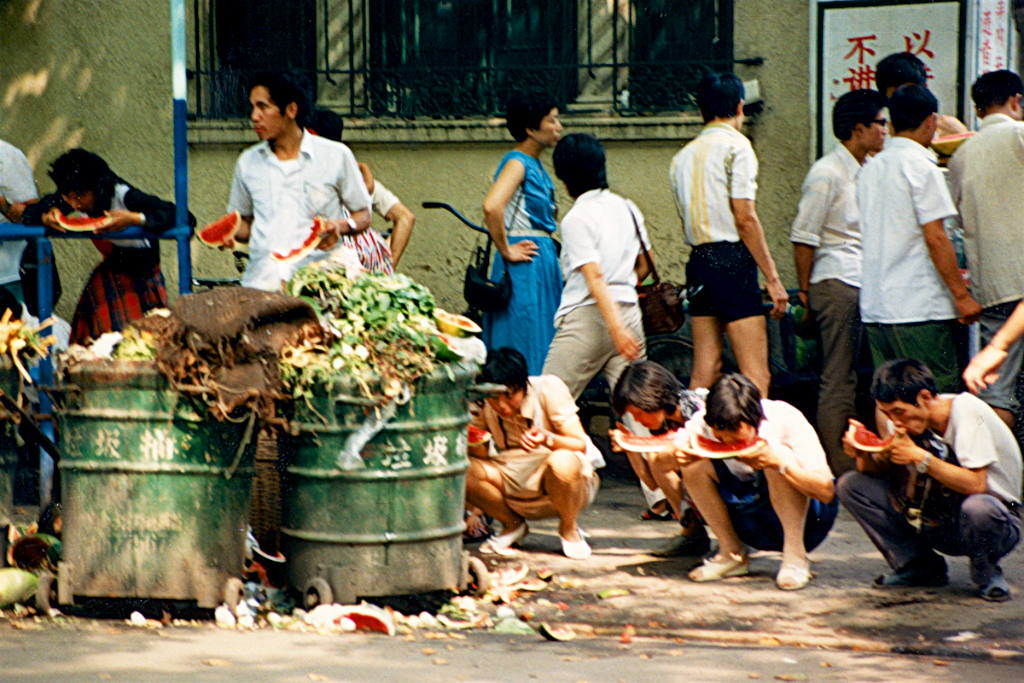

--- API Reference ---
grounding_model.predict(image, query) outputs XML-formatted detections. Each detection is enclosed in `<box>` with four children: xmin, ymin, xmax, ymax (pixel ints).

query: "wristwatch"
<box><xmin>917</xmin><ymin>452</ymin><xmax>932</xmax><ymax>474</ymax></box>
<box><xmin>345</xmin><ymin>217</ymin><xmax>357</xmax><ymax>233</ymax></box>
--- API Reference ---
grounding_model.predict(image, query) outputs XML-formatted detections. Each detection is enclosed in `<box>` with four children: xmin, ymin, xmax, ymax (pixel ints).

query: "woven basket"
<box><xmin>249</xmin><ymin>429</ymin><xmax>281</xmax><ymax>556</ymax></box>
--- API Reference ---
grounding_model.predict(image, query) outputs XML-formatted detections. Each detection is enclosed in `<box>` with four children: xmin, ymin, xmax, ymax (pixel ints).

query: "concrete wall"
<box><xmin>0</xmin><ymin>0</ymin><xmax>179</xmax><ymax>319</ymax></box>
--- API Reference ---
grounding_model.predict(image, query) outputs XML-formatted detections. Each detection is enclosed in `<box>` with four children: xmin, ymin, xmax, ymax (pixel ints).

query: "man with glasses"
<box><xmin>948</xmin><ymin>70</ymin><xmax>1024</xmax><ymax>428</ymax></box>
<box><xmin>789</xmin><ymin>89</ymin><xmax>886</xmax><ymax>474</ymax></box>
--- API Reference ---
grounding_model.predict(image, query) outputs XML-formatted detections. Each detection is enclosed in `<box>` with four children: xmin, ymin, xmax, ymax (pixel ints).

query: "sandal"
<box><xmin>480</xmin><ymin>521</ymin><xmax>527</xmax><ymax>555</ymax></box>
<box><xmin>776</xmin><ymin>562</ymin><xmax>812</xmax><ymax>591</ymax></box>
<box><xmin>640</xmin><ymin>507</ymin><xmax>678</xmax><ymax>522</ymax></box>
<box><xmin>688</xmin><ymin>551</ymin><xmax>749</xmax><ymax>582</ymax></box>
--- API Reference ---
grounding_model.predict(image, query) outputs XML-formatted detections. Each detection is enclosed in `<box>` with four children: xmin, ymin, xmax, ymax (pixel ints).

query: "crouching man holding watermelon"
<box><xmin>838</xmin><ymin>359</ymin><xmax>1022</xmax><ymax>601</ymax></box>
<box><xmin>618</xmin><ymin>372</ymin><xmax>839</xmax><ymax>590</ymax></box>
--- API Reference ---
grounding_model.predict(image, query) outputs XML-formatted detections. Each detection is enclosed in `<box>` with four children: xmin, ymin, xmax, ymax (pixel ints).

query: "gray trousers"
<box><xmin>808</xmin><ymin>279</ymin><xmax>863</xmax><ymax>475</ymax></box>
<box><xmin>837</xmin><ymin>471</ymin><xmax>1021</xmax><ymax>586</ymax></box>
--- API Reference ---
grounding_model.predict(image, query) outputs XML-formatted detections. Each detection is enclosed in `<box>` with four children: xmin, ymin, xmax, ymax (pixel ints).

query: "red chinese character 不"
<box><xmin>842</xmin><ymin>65</ymin><xmax>877</xmax><ymax>91</ymax></box>
<box><xmin>844</xmin><ymin>35</ymin><xmax>877</xmax><ymax>64</ymax></box>
<box><xmin>904</xmin><ymin>30</ymin><xmax>935</xmax><ymax>59</ymax></box>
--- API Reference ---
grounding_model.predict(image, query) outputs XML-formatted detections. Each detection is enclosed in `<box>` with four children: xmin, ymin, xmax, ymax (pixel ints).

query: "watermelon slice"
<box><xmin>198</xmin><ymin>211</ymin><xmax>241</xmax><ymax>247</ymax></box>
<box><xmin>271</xmin><ymin>217</ymin><xmax>328</xmax><ymax>262</ymax></box>
<box><xmin>434</xmin><ymin>309</ymin><xmax>482</xmax><ymax>338</ymax></box>
<box><xmin>846</xmin><ymin>422</ymin><xmax>894</xmax><ymax>453</ymax></box>
<box><xmin>612</xmin><ymin>430</ymin><xmax>679</xmax><ymax>455</ymax></box>
<box><xmin>467</xmin><ymin>424</ymin><xmax>490</xmax><ymax>447</ymax></box>
<box><xmin>335</xmin><ymin>604</ymin><xmax>395</xmax><ymax>636</ymax></box>
<box><xmin>684</xmin><ymin>433</ymin><xmax>767</xmax><ymax>459</ymax></box>
<box><xmin>931</xmin><ymin>131</ymin><xmax>974</xmax><ymax>156</ymax></box>
<box><xmin>538</xmin><ymin>622</ymin><xmax>576</xmax><ymax>642</ymax></box>
<box><xmin>53</xmin><ymin>210</ymin><xmax>114</xmax><ymax>232</ymax></box>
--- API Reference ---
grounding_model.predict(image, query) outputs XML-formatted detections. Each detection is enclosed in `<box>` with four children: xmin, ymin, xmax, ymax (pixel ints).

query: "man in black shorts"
<box><xmin>669</xmin><ymin>73</ymin><xmax>788</xmax><ymax>398</ymax></box>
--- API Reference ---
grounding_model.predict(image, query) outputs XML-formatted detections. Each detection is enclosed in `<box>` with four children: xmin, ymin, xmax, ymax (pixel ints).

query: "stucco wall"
<box><xmin>0</xmin><ymin>0</ymin><xmax>177</xmax><ymax>319</ymax></box>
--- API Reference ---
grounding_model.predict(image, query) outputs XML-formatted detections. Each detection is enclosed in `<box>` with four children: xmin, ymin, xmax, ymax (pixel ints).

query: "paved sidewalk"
<box><xmin>478</xmin><ymin>473</ymin><xmax>1024</xmax><ymax>660</ymax></box>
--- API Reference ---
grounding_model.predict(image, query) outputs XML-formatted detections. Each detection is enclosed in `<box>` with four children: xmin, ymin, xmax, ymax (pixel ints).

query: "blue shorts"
<box><xmin>712</xmin><ymin>460</ymin><xmax>838</xmax><ymax>552</ymax></box>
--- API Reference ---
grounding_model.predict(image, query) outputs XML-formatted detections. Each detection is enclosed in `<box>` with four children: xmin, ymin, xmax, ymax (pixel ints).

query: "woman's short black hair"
<box><xmin>876</xmin><ymin>52</ymin><xmax>928</xmax><ymax>96</ymax></box>
<box><xmin>695</xmin><ymin>72</ymin><xmax>745</xmax><ymax>123</ymax></box>
<box><xmin>480</xmin><ymin>347</ymin><xmax>529</xmax><ymax>393</ymax></box>
<box><xmin>552</xmin><ymin>133</ymin><xmax>609</xmax><ymax>198</ymax></box>
<box><xmin>870</xmin><ymin>359</ymin><xmax>937</xmax><ymax>405</ymax></box>
<box><xmin>832</xmin><ymin>89</ymin><xmax>887</xmax><ymax>141</ymax></box>
<box><xmin>48</xmin><ymin>149</ymin><xmax>117</xmax><ymax>213</ymax></box>
<box><xmin>505</xmin><ymin>91</ymin><xmax>558</xmax><ymax>143</ymax></box>
<box><xmin>612</xmin><ymin>361</ymin><xmax>685</xmax><ymax>416</ymax></box>
<box><xmin>888</xmin><ymin>84</ymin><xmax>938</xmax><ymax>133</ymax></box>
<box><xmin>704</xmin><ymin>374</ymin><xmax>764</xmax><ymax>431</ymax></box>
<box><xmin>249</xmin><ymin>70</ymin><xmax>311</xmax><ymax>129</ymax></box>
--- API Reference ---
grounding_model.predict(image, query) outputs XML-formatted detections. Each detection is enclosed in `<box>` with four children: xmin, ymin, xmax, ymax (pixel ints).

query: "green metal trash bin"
<box><xmin>52</xmin><ymin>360</ymin><xmax>256</xmax><ymax>609</ymax></box>
<box><xmin>280</xmin><ymin>362</ymin><xmax>475</xmax><ymax>606</ymax></box>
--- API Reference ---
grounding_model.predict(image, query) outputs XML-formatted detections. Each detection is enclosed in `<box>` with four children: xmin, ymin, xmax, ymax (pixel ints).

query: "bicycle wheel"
<box><xmin>646</xmin><ymin>334</ymin><xmax>695</xmax><ymax>384</ymax></box>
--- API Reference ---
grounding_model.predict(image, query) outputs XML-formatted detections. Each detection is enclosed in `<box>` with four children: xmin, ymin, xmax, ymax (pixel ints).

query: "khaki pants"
<box><xmin>543</xmin><ymin>302</ymin><xmax>646</xmax><ymax>400</ymax></box>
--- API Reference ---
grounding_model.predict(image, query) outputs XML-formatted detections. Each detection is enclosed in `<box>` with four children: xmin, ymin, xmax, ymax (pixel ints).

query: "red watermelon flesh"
<box><xmin>198</xmin><ymin>211</ymin><xmax>241</xmax><ymax>246</ymax></box>
<box><xmin>271</xmin><ymin>217</ymin><xmax>328</xmax><ymax>262</ymax></box>
<box><xmin>53</xmin><ymin>210</ymin><xmax>114</xmax><ymax>232</ymax></box>
<box><xmin>846</xmin><ymin>423</ymin><xmax>894</xmax><ymax>452</ymax></box>
<box><xmin>612</xmin><ymin>430</ymin><xmax>679</xmax><ymax>455</ymax></box>
<box><xmin>687</xmin><ymin>433</ymin><xmax>767</xmax><ymax>459</ymax></box>
<box><xmin>336</xmin><ymin>605</ymin><xmax>395</xmax><ymax>636</ymax></box>
<box><xmin>467</xmin><ymin>424</ymin><xmax>490</xmax><ymax>447</ymax></box>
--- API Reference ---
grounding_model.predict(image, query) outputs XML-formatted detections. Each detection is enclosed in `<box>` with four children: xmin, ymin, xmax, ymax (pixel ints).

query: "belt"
<box><xmin>508</xmin><ymin>228</ymin><xmax>554</xmax><ymax>239</ymax></box>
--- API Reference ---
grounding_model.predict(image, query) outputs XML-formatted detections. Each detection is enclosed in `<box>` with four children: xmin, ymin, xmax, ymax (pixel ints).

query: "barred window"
<box><xmin>190</xmin><ymin>0</ymin><xmax>734</xmax><ymax>120</ymax></box>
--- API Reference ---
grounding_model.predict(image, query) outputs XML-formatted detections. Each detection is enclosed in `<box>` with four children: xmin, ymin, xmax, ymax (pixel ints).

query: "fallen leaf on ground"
<box><xmin>820</xmin><ymin>662</ymin><xmax>832</xmax><ymax>667</ymax></box>
<box><xmin>759</xmin><ymin>637</ymin><xmax>781</xmax><ymax>647</ymax></box>
<box><xmin>597</xmin><ymin>588</ymin><xmax>630</xmax><ymax>599</ymax></box>
<box><xmin>557</xmin><ymin>602</ymin><xmax>570</xmax><ymax>611</ymax></box>
<box><xmin>638</xmin><ymin>653</ymin><xmax>650</xmax><ymax>659</ymax></box>
<box><xmin>774</xmin><ymin>675</ymin><xmax>807</xmax><ymax>682</ymax></box>
<box><xmin>433</xmin><ymin>658</ymin><xmax>449</xmax><ymax>666</ymax></box>
<box><xmin>933</xmin><ymin>660</ymin><xmax>950</xmax><ymax>667</ymax></box>
<box><xmin>748</xmin><ymin>675</ymin><xmax>761</xmax><ymax>680</ymax></box>
<box><xmin>309</xmin><ymin>675</ymin><xmax>327</xmax><ymax>681</ymax></box>
<box><xmin>202</xmin><ymin>659</ymin><xmax>232</xmax><ymax>667</ymax></box>
<box><xmin>422</xmin><ymin>648</ymin><xmax>436</xmax><ymax>656</ymax></box>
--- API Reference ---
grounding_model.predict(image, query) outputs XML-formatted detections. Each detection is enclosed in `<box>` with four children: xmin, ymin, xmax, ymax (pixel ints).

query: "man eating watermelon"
<box><xmin>838</xmin><ymin>359</ymin><xmax>1022</xmax><ymax>601</ymax></box>
<box><xmin>639</xmin><ymin>373</ymin><xmax>839</xmax><ymax>590</ymax></box>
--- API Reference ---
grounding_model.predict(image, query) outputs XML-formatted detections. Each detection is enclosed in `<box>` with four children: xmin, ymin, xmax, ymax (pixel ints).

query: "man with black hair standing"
<box><xmin>857</xmin><ymin>85</ymin><xmax>981</xmax><ymax>393</ymax></box>
<box><xmin>0</xmin><ymin>137</ymin><xmax>38</xmax><ymax>305</ymax></box>
<box><xmin>670</xmin><ymin>72</ymin><xmax>788</xmax><ymax>400</ymax></box>
<box><xmin>839</xmin><ymin>359</ymin><xmax>1021</xmax><ymax>601</ymax></box>
<box><xmin>223</xmin><ymin>72</ymin><xmax>372</xmax><ymax>291</ymax></box>
<box><xmin>875</xmin><ymin>52</ymin><xmax>968</xmax><ymax>138</ymax></box>
<box><xmin>790</xmin><ymin>89</ymin><xmax>887</xmax><ymax>473</ymax></box>
<box><xmin>948</xmin><ymin>70</ymin><xmax>1024</xmax><ymax>428</ymax></box>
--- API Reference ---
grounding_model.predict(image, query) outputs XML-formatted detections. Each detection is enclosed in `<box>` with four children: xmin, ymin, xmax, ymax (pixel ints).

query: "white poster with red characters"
<box><xmin>813</xmin><ymin>1</ymin><xmax>965</xmax><ymax>157</ymax></box>
<box><xmin>975</xmin><ymin>0</ymin><xmax>1013</xmax><ymax>74</ymax></box>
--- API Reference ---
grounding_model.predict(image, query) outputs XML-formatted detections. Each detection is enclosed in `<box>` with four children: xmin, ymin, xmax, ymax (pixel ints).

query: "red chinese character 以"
<box><xmin>904</xmin><ymin>30</ymin><xmax>935</xmax><ymax>59</ymax></box>
<box><xmin>844</xmin><ymin>35</ymin><xmax>877</xmax><ymax>64</ymax></box>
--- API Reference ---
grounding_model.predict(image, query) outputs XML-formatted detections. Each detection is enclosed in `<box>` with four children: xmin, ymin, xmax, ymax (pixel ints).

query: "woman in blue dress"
<box><xmin>481</xmin><ymin>92</ymin><xmax>563</xmax><ymax>374</ymax></box>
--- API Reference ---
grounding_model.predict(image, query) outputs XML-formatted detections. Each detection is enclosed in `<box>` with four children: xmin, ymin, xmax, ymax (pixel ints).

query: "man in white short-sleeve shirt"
<box><xmin>669</xmin><ymin>73</ymin><xmax>787</xmax><ymax>399</ymax></box>
<box><xmin>839</xmin><ymin>359</ymin><xmax>1021</xmax><ymax>601</ymax></box>
<box><xmin>857</xmin><ymin>85</ymin><xmax>981</xmax><ymax>393</ymax></box>
<box><xmin>224</xmin><ymin>72</ymin><xmax>371</xmax><ymax>291</ymax></box>
<box><xmin>790</xmin><ymin>89</ymin><xmax>887</xmax><ymax>472</ymax></box>
<box><xmin>0</xmin><ymin>139</ymin><xmax>39</xmax><ymax>302</ymax></box>
<box><xmin>948</xmin><ymin>70</ymin><xmax>1024</xmax><ymax>428</ymax></box>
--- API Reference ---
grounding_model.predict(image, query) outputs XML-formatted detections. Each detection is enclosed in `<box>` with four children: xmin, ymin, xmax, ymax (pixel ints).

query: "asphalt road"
<box><xmin>1</xmin><ymin>627</ymin><xmax>1023</xmax><ymax>683</ymax></box>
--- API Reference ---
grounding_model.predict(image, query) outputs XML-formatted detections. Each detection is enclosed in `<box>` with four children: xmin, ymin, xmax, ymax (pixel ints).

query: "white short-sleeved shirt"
<box><xmin>555</xmin><ymin>189</ymin><xmax>651</xmax><ymax>319</ymax></box>
<box><xmin>857</xmin><ymin>137</ymin><xmax>958</xmax><ymax>324</ymax></box>
<box><xmin>670</xmin><ymin>123</ymin><xmax>758</xmax><ymax>246</ymax></box>
<box><xmin>788</xmin><ymin>145</ymin><xmax>864</xmax><ymax>288</ymax></box>
<box><xmin>940</xmin><ymin>393</ymin><xmax>1022</xmax><ymax>505</ymax></box>
<box><xmin>683</xmin><ymin>399</ymin><xmax>833</xmax><ymax>480</ymax></box>
<box><xmin>227</xmin><ymin>132</ymin><xmax>371</xmax><ymax>291</ymax></box>
<box><xmin>371</xmin><ymin>179</ymin><xmax>401</xmax><ymax>219</ymax></box>
<box><xmin>948</xmin><ymin>113</ymin><xmax>1024</xmax><ymax>308</ymax></box>
<box><xmin>0</xmin><ymin>140</ymin><xmax>39</xmax><ymax>285</ymax></box>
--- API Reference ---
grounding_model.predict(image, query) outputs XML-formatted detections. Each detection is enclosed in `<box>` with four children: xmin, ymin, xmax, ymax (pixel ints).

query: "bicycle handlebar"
<box><xmin>422</xmin><ymin>201</ymin><xmax>490</xmax><ymax>236</ymax></box>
